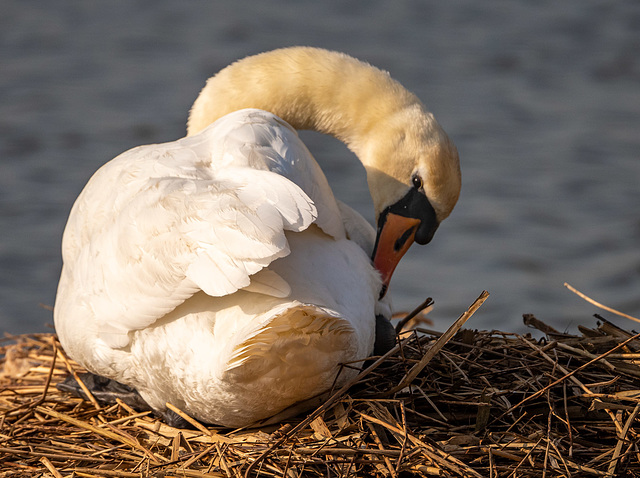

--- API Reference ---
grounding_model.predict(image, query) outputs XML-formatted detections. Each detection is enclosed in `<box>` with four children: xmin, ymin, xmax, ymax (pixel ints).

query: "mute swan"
<box><xmin>54</xmin><ymin>47</ymin><xmax>460</xmax><ymax>427</ymax></box>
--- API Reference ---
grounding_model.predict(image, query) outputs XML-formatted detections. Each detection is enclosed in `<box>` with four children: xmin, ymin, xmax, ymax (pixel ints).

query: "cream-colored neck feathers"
<box><xmin>187</xmin><ymin>47</ymin><xmax>460</xmax><ymax>220</ymax></box>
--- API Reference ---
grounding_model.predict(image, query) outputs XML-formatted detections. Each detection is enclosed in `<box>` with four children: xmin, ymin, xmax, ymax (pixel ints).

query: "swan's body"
<box><xmin>54</xmin><ymin>47</ymin><xmax>461</xmax><ymax>427</ymax></box>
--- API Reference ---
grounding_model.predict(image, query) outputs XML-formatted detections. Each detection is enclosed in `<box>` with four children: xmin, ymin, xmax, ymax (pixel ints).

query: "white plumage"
<box><xmin>55</xmin><ymin>109</ymin><xmax>383</xmax><ymax>426</ymax></box>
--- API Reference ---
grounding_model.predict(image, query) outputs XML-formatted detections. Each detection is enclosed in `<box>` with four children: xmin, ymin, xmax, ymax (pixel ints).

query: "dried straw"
<box><xmin>1</xmin><ymin>291</ymin><xmax>640</xmax><ymax>477</ymax></box>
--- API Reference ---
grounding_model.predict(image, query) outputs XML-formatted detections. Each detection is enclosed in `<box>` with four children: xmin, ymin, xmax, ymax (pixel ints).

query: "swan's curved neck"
<box><xmin>187</xmin><ymin>47</ymin><xmax>421</xmax><ymax>164</ymax></box>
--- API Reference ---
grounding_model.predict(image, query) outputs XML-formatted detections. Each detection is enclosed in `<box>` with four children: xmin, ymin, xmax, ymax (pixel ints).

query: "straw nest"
<box><xmin>1</xmin><ymin>290</ymin><xmax>640</xmax><ymax>478</ymax></box>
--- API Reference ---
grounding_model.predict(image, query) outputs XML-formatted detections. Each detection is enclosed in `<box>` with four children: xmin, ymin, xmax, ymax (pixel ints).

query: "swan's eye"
<box><xmin>412</xmin><ymin>175</ymin><xmax>423</xmax><ymax>190</ymax></box>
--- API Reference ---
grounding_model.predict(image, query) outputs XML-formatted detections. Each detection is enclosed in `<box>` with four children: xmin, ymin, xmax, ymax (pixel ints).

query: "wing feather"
<box><xmin>60</xmin><ymin>124</ymin><xmax>317</xmax><ymax>348</ymax></box>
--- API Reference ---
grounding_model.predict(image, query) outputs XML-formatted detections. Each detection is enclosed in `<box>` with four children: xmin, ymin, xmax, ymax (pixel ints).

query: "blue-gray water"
<box><xmin>2</xmin><ymin>1</ymin><xmax>639</xmax><ymax>335</ymax></box>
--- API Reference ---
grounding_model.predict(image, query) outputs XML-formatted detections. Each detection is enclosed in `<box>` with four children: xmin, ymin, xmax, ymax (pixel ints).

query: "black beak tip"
<box><xmin>414</xmin><ymin>222</ymin><xmax>438</xmax><ymax>245</ymax></box>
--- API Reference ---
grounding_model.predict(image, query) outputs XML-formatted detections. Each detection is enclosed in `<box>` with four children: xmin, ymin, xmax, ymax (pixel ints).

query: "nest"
<box><xmin>1</xmin><ymin>291</ymin><xmax>640</xmax><ymax>477</ymax></box>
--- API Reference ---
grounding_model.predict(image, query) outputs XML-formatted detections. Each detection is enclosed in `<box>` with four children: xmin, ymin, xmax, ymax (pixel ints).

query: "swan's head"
<box><xmin>185</xmin><ymin>46</ymin><xmax>460</xmax><ymax>298</ymax></box>
<box><xmin>363</xmin><ymin>105</ymin><xmax>461</xmax><ymax>297</ymax></box>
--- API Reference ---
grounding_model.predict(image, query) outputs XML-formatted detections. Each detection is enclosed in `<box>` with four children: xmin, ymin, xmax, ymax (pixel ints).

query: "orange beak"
<box><xmin>372</xmin><ymin>213</ymin><xmax>421</xmax><ymax>298</ymax></box>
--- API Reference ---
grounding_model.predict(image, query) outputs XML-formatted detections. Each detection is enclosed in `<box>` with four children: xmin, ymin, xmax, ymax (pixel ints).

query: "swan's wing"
<box><xmin>206</xmin><ymin>109</ymin><xmax>346</xmax><ymax>241</ymax></box>
<box><xmin>60</xmin><ymin>139</ymin><xmax>316</xmax><ymax>348</ymax></box>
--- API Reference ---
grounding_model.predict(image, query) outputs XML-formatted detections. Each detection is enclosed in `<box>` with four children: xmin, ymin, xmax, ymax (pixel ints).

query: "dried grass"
<box><xmin>1</xmin><ymin>291</ymin><xmax>640</xmax><ymax>477</ymax></box>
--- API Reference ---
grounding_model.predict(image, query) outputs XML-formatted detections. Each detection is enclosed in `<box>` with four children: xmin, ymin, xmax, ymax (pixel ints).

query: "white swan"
<box><xmin>54</xmin><ymin>47</ymin><xmax>460</xmax><ymax>427</ymax></box>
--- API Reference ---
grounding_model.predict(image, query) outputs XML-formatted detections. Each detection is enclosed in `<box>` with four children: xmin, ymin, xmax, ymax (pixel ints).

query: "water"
<box><xmin>1</xmin><ymin>1</ymin><xmax>639</xmax><ymax>335</ymax></box>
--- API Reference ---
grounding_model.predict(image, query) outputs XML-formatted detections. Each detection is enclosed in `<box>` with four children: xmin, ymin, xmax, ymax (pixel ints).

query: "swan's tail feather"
<box><xmin>225</xmin><ymin>305</ymin><xmax>354</xmax><ymax>382</ymax></box>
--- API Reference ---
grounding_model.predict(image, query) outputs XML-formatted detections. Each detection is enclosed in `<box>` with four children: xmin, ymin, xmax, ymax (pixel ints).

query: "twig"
<box><xmin>39</xmin><ymin>456</ymin><xmax>64</xmax><ymax>478</ymax></box>
<box><xmin>395</xmin><ymin>297</ymin><xmax>433</xmax><ymax>334</ymax></box>
<box><xmin>386</xmin><ymin>291</ymin><xmax>489</xmax><ymax>395</ymax></box>
<box><xmin>366</xmin><ymin>422</ymin><xmax>397</xmax><ymax>477</ymax></box>
<box><xmin>56</xmin><ymin>344</ymin><xmax>101</xmax><ymax>410</ymax></box>
<box><xmin>38</xmin><ymin>336</ymin><xmax>58</xmax><ymax>405</ymax></box>
<box><xmin>165</xmin><ymin>402</ymin><xmax>213</xmax><ymax>437</ymax></box>
<box><xmin>608</xmin><ymin>403</ymin><xmax>640</xmax><ymax>476</ymax></box>
<box><xmin>564</xmin><ymin>283</ymin><xmax>640</xmax><ymax>324</ymax></box>
<box><xmin>72</xmin><ymin>468</ymin><xmax>142</xmax><ymax>477</ymax></box>
<box><xmin>556</xmin><ymin>342</ymin><xmax>616</xmax><ymax>371</ymax></box>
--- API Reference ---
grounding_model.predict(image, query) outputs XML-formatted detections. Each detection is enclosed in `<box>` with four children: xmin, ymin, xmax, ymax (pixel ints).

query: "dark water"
<box><xmin>2</xmin><ymin>1</ymin><xmax>639</xmax><ymax>335</ymax></box>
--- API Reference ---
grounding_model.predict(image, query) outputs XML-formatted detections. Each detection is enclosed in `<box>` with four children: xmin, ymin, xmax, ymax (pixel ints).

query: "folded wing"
<box><xmin>60</xmin><ymin>133</ymin><xmax>317</xmax><ymax>348</ymax></box>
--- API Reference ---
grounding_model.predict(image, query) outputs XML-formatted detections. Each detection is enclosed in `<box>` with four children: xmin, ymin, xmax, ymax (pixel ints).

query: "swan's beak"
<box><xmin>372</xmin><ymin>213</ymin><xmax>420</xmax><ymax>298</ymax></box>
<box><xmin>372</xmin><ymin>189</ymin><xmax>439</xmax><ymax>298</ymax></box>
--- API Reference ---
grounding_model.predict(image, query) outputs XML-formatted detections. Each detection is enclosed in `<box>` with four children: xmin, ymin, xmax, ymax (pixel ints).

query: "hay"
<box><xmin>1</xmin><ymin>292</ymin><xmax>640</xmax><ymax>477</ymax></box>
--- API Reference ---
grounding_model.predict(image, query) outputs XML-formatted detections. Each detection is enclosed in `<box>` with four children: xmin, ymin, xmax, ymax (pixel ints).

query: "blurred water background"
<box><xmin>1</xmin><ymin>1</ymin><xmax>639</xmax><ymax>335</ymax></box>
